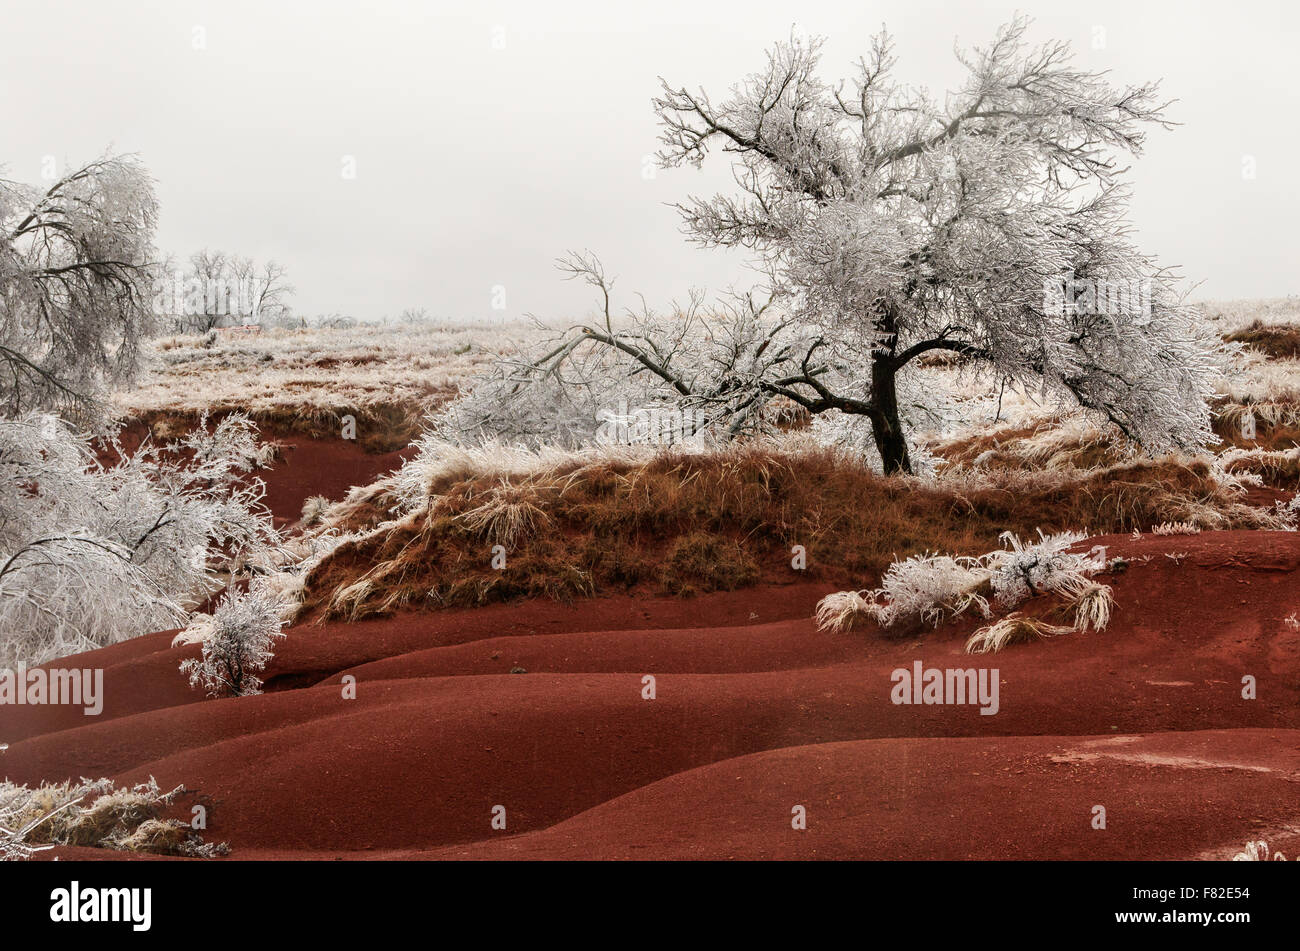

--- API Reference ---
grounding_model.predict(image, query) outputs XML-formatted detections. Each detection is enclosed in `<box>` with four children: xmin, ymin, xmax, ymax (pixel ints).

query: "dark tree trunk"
<box><xmin>870</xmin><ymin>356</ymin><xmax>912</xmax><ymax>475</ymax></box>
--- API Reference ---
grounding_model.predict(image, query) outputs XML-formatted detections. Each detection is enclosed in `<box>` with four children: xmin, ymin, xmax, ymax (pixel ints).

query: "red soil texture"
<box><xmin>6</xmin><ymin>507</ymin><xmax>1300</xmax><ymax>859</ymax></box>
<box><xmin>101</xmin><ymin>422</ymin><xmax>414</xmax><ymax>528</ymax></box>
<box><xmin>256</xmin><ymin>434</ymin><xmax>412</xmax><ymax>529</ymax></box>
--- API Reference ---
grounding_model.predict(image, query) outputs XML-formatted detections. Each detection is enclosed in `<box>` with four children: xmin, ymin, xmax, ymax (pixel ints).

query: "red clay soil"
<box><xmin>7</xmin><ymin>530</ymin><xmax>1300</xmax><ymax>860</ymax></box>
<box><xmin>99</xmin><ymin>421</ymin><xmax>413</xmax><ymax>528</ymax></box>
<box><xmin>255</xmin><ymin>436</ymin><xmax>413</xmax><ymax>529</ymax></box>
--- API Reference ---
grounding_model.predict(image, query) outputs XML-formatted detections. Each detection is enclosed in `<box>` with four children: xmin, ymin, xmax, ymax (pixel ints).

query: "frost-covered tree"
<box><xmin>178</xmin><ymin>580</ymin><xmax>288</xmax><ymax>698</ymax></box>
<box><xmin>0</xmin><ymin>413</ymin><xmax>280</xmax><ymax>667</ymax></box>
<box><xmin>166</xmin><ymin>250</ymin><xmax>294</xmax><ymax>332</ymax></box>
<box><xmin>1</xmin><ymin>154</ymin><xmax>158</xmax><ymax>425</ymax></box>
<box><xmin>0</xmin><ymin>153</ymin><xmax>282</xmax><ymax>667</ymax></box>
<box><xmin>440</xmin><ymin>18</ymin><xmax>1222</xmax><ymax>473</ymax></box>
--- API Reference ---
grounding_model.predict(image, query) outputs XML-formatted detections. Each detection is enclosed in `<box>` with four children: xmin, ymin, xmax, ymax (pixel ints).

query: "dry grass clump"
<box><xmin>300</xmin><ymin>495</ymin><xmax>332</xmax><ymax>527</ymax></box>
<box><xmin>1151</xmin><ymin>520</ymin><xmax>1200</xmax><ymax>535</ymax></box>
<box><xmin>1232</xmin><ymin>840</ymin><xmax>1288</xmax><ymax>861</ymax></box>
<box><xmin>930</xmin><ymin>398</ymin><xmax>1300</xmax><ymax>477</ymax></box>
<box><xmin>1224</xmin><ymin>320</ymin><xmax>1300</xmax><ymax>360</ymax></box>
<box><xmin>389</xmin><ymin>435</ymin><xmax>649</xmax><ymax>505</ymax></box>
<box><xmin>929</xmin><ymin>386</ymin><xmax>1300</xmax><ymax>481</ymax></box>
<box><xmin>295</xmin><ymin>439</ymin><xmax>1279</xmax><ymax>621</ymax></box>
<box><xmin>454</xmin><ymin>479</ymin><xmax>554</xmax><ymax>547</ymax></box>
<box><xmin>965</xmin><ymin>614</ymin><xmax>1074</xmax><ymax>654</ymax></box>
<box><xmin>931</xmin><ymin>417</ymin><xmax>1134</xmax><ymax>472</ymax></box>
<box><xmin>1055</xmin><ymin>578</ymin><xmax>1115</xmax><ymax>632</ymax></box>
<box><xmin>308</xmin><ymin>479</ymin><xmax>405</xmax><ymax>534</ymax></box>
<box><xmin>814</xmin><ymin>590</ymin><xmax>878</xmax><ymax>633</ymax></box>
<box><xmin>1219</xmin><ymin>444</ymin><xmax>1300</xmax><ymax>489</ymax></box>
<box><xmin>1211</xmin><ymin>397</ymin><xmax>1300</xmax><ymax>456</ymax></box>
<box><xmin>1</xmin><ymin>777</ymin><xmax>227</xmax><ymax>860</ymax></box>
<box><xmin>657</xmin><ymin>532</ymin><xmax>761</xmax><ymax>596</ymax></box>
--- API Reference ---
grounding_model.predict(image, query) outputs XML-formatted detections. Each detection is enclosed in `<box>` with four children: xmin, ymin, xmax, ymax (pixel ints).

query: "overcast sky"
<box><xmin>1</xmin><ymin>0</ymin><xmax>1295</xmax><ymax>322</ymax></box>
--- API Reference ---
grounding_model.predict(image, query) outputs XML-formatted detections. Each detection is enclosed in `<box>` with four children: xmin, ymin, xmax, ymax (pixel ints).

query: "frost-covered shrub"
<box><xmin>178</xmin><ymin>580</ymin><xmax>288</xmax><ymax>697</ymax></box>
<box><xmin>816</xmin><ymin>529</ymin><xmax>1113</xmax><ymax>640</ymax></box>
<box><xmin>1232</xmin><ymin>840</ymin><xmax>1287</xmax><ymax>861</ymax></box>
<box><xmin>0</xmin><ymin>777</ymin><xmax>227</xmax><ymax>861</ymax></box>
<box><xmin>0</xmin><ymin>413</ymin><xmax>279</xmax><ymax>667</ymax></box>
<box><xmin>986</xmin><ymin>530</ymin><xmax>1107</xmax><ymax>609</ymax></box>
<box><xmin>816</xmin><ymin>552</ymin><xmax>993</xmax><ymax>632</ymax></box>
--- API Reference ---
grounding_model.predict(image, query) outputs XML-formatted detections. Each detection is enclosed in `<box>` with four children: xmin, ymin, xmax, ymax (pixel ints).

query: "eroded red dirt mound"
<box><xmin>256</xmin><ymin>435</ymin><xmax>413</xmax><ymax>528</ymax></box>
<box><xmin>7</xmin><ymin>530</ymin><xmax>1299</xmax><ymax>860</ymax></box>
<box><xmin>422</xmin><ymin>730</ymin><xmax>1300</xmax><ymax>861</ymax></box>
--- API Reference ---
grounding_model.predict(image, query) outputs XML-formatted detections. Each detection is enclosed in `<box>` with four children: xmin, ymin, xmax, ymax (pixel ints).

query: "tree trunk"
<box><xmin>871</xmin><ymin>358</ymin><xmax>912</xmax><ymax>475</ymax></box>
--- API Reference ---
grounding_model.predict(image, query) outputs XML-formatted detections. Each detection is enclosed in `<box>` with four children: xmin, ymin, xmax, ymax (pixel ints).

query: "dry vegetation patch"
<box><xmin>1224</xmin><ymin>320</ymin><xmax>1300</xmax><ymax>361</ymax></box>
<box><xmin>1</xmin><ymin>778</ymin><xmax>227</xmax><ymax>860</ymax></box>
<box><xmin>114</xmin><ymin>322</ymin><xmax>546</xmax><ymax>451</ymax></box>
<box><xmin>297</xmin><ymin>442</ymin><xmax>1284</xmax><ymax>621</ymax></box>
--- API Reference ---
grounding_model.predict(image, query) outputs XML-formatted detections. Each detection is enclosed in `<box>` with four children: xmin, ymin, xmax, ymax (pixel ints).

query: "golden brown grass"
<box><xmin>929</xmin><ymin>398</ymin><xmax>1300</xmax><ymax>489</ymax></box>
<box><xmin>297</xmin><ymin>443</ymin><xmax>1282</xmax><ymax>621</ymax></box>
<box><xmin>965</xmin><ymin>614</ymin><xmax>1074</xmax><ymax>654</ymax></box>
<box><xmin>1224</xmin><ymin>320</ymin><xmax>1300</xmax><ymax>360</ymax></box>
<box><xmin>2</xmin><ymin>778</ymin><xmax>228</xmax><ymax>858</ymax></box>
<box><xmin>931</xmin><ymin>419</ymin><xmax>1133</xmax><ymax>472</ymax></box>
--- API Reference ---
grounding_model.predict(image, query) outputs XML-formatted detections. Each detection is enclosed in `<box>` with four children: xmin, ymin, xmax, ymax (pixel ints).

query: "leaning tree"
<box><xmin>0</xmin><ymin>154</ymin><xmax>160</xmax><ymax>424</ymax></box>
<box><xmin>439</xmin><ymin>17</ymin><xmax>1222</xmax><ymax>473</ymax></box>
<box><xmin>0</xmin><ymin>154</ymin><xmax>281</xmax><ymax>666</ymax></box>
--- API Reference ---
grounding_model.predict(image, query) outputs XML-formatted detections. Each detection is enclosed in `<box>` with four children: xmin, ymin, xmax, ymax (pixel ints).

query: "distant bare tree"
<box><xmin>176</xmin><ymin>250</ymin><xmax>294</xmax><ymax>331</ymax></box>
<box><xmin>398</xmin><ymin>307</ymin><xmax>431</xmax><ymax>325</ymax></box>
<box><xmin>184</xmin><ymin>249</ymin><xmax>230</xmax><ymax>331</ymax></box>
<box><xmin>233</xmin><ymin>256</ymin><xmax>293</xmax><ymax>326</ymax></box>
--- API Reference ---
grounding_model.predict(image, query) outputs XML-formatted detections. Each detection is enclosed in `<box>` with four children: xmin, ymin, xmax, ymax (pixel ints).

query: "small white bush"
<box><xmin>820</xmin><ymin>530</ymin><xmax>1114</xmax><ymax>644</ymax></box>
<box><xmin>816</xmin><ymin>552</ymin><xmax>991</xmax><ymax>632</ymax></box>
<box><xmin>987</xmin><ymin>530</ymin><xmax>1106</xmax><ymax>609</ymax></box>
<box><xmin>178</xmin><ymin>580</ymin><xmax>288</xmax><ymax>697</ymax></box>
<box><xmin>1232</xmin><ymin>840</ymin><xmax>1287</xmax><ymax>861</ymax></box>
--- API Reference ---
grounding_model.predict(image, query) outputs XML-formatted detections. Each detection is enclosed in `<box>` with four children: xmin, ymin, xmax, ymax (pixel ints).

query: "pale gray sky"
<box><xmin>1</xmin><ymin>0</ymin><xmax>1295</xmax><ymax>321</ymax></box>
